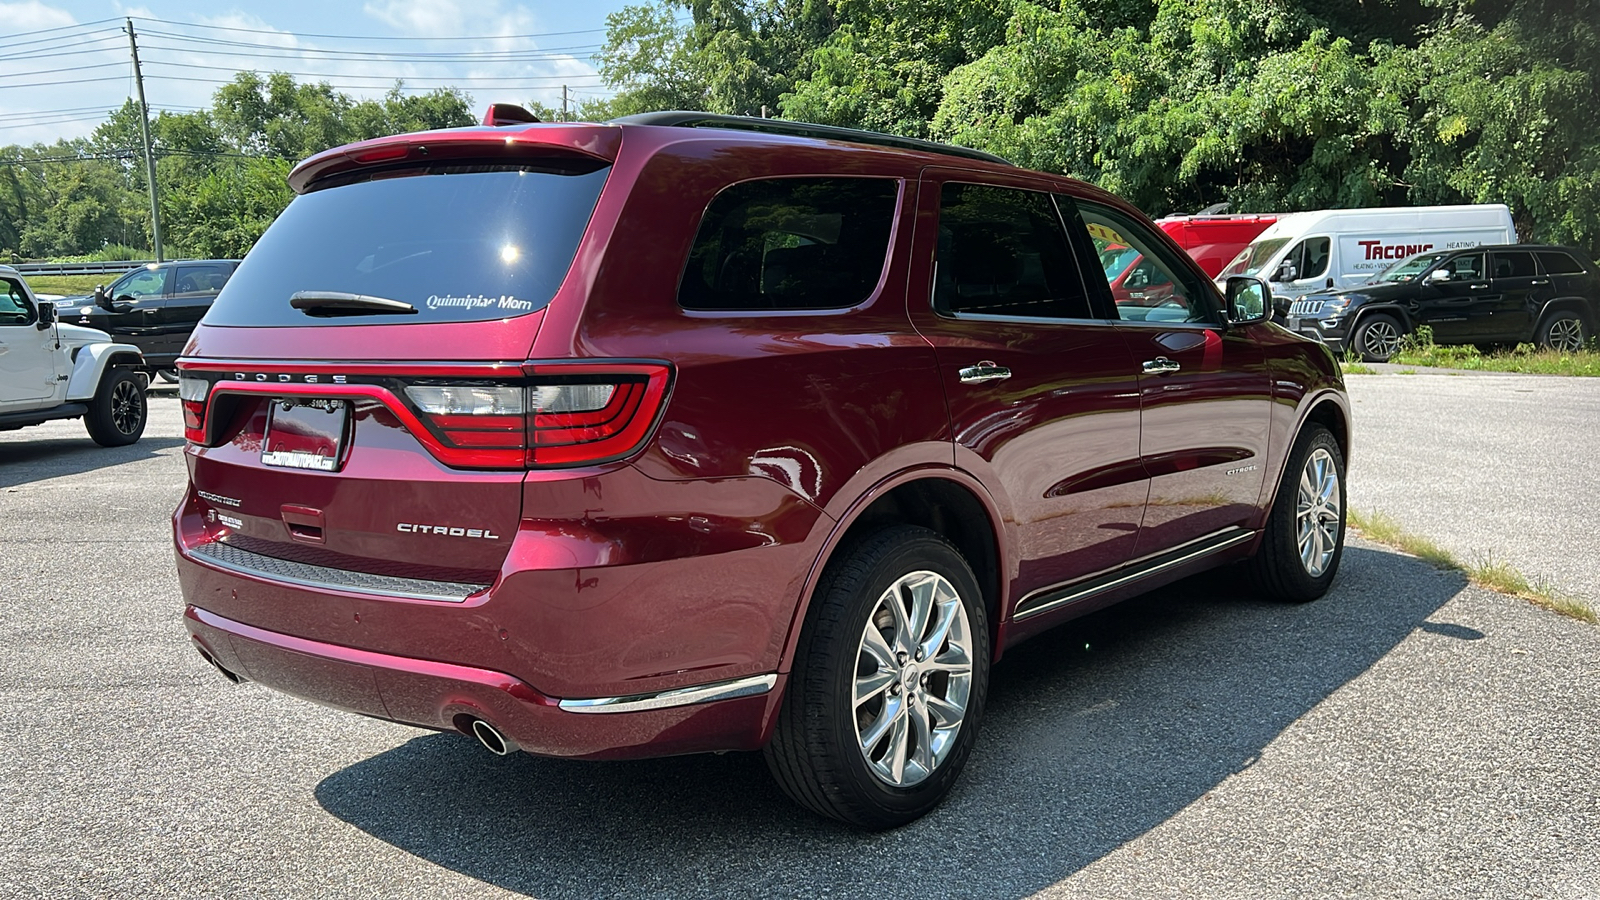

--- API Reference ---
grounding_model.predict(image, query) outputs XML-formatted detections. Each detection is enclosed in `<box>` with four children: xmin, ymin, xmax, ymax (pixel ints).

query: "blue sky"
<box><xmin>0</xmin><ymin>0</ymin><xmax>639</xmax><ymax>144</ymax></box>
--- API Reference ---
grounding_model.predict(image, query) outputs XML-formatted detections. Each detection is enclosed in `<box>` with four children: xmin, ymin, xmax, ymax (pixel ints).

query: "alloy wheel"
<box><xmin>1546</xmin><ymin>316</ymin><xmax>1585</xmax><ymax>352</ymax></box>
<box><xmin>111</xmin><ymin>380</ymin><xmax>142</xmax><ymax>434</ymax></box>
<box><xmin>1295</xmin><ymin>448</ymin><xmax>1341</xmax><ymax>577</ymax></box>
<box><xmin>853</xmin><ymin>570</ymin><xmax>974</xmax><ymax>788</ymax></box>
<box><xmin>1361</xmin><ymin>320</ymin><xmax>1401</xmax><ymax>359</ymax></box>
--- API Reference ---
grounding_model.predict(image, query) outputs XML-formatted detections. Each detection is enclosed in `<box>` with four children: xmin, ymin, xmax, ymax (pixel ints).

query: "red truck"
<box><xmin>1158</xmin><ymin>214</ymin><xmax>1278</xmax><ymax>278</ymax></box>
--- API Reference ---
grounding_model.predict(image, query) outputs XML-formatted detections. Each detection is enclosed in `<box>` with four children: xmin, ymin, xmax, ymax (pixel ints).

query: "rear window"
<box><xmin>677</xmin><ymin>177</ymin><xmax>898</xmax><ymax>311</ymax></box>
<box><xmin>204</xmin><ymin>162</ymin><xmax>609</xmax><ymax>326</ymax></box>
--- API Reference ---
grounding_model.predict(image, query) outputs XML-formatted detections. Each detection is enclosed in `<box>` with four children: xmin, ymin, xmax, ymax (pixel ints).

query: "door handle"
<box><xmin>1469</xmin><ymin>283</ymin><xmax>1489</xmax><ymax>290</ymax></box>
<box><xmin>1142</xmin><ymin>357</ymin><xmax>1181</xmax><ymax>375</ymax></box>
<box><xmin>958</xmin><ymin>361</ymin><xmax>1011</xmax><ymax>384</ymax></box>
<box><xmin>1530</xmin><ymin>278</ymin><xmax>1550</xmax><ymax>285</ymax></box>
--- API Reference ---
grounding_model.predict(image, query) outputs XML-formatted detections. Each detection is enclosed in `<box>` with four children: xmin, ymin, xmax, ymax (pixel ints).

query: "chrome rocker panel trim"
<box><xmin>187</xmin><ymin>540</ymin><xmax>489</xmax><ymax>604</ymax></box>
<box><xmin>559</xmin><ymin>673</ymin><xmax>779</xmax><ymax>714</ymax></box>
<box><xmin>1012</xmin><ymin>526</ymin><xmax>1256</xmax><ymax>622</ymax></box>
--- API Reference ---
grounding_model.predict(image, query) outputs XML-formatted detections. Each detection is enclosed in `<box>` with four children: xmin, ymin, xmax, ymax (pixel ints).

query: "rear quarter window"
<box><xmin>677</xmin><ymin>177</ymin><xmax>899</xmax><ymax>311</ymax></box>
<box><xmin>1536</xmin><ymin>251</ymin><xmax>1585</xmax><ymax>275</ymax></box>
<box><xmin>204</xmin><ymin>162</ymin><xmax>610</xmax><ymax>326</ymax></box>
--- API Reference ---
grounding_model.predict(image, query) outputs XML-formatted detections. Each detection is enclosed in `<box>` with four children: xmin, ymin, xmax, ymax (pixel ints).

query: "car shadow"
<box><xmin>314</xmin><ymin>545</ymin><xmax>1464</xmax><ymax>898</ymax></box>
<box><xmin>0</xmin><ymin>433</ymin><xmax>184</xmax><ymax>489</ymax></box>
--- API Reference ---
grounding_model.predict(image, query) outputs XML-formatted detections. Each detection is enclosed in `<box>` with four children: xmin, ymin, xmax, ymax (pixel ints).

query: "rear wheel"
<box><xmin>1352</xmin><ymin>314</ymin><xmax>1403</xmax><ymax>362</ymax></box>
<box><xmin>765</xmin><ymin>525</ymin><xmax>989</xmax><ymax>830</ymax></box>
<box><xmin>85</xmin><ymin>367</ymin><xmax>146</xmax><ymax>447</ymax></box>
<box><xmin>1247</xmin><ymin>425</ymin><xmax>1345</xmax><ymax>602</ymax></box>
<box><xmin>1536</xmin><ymin>309</ymin><xmax>1589</xmax><ymax>352</ymax></box>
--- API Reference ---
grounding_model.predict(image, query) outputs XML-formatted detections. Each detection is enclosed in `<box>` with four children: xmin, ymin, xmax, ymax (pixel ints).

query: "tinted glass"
<box><xmin>1</xmin><ymin>278</ymin><xmax>33</xmax><ymax>325</ymax></box>
<box><xmin>113</xmin><ymin>267</ymin><xmax>167</xmax><ymax>300</ymax></box>
<box><xmin>678</xmin><ymin>177</ymin><xmax>897</xmax><ymax>311</ymax></box>
<box><xmin>1296</xmin><ymin>236</ymin><xmax>1330</xmax><ymax>278</ymax></box>
<box><xmin>205</xmin><ymin>163</ymin><xmax>610</xmax><ymax>326</ymax></box>
<box><xmin>173</xmin><ymin>264</ymin><xmax>231</xmax><ymax>295</ymax></box>
<box><xmin>934</xmin><ymin>183</ymin><xmax>1090</xmax><ymax>319</ymax></box>
<box><xmin>1076</xmin><ymin>200</ymin><xmax>1212</xmax><ymax>324</ymax></box>
<box><xmin>1536</xmin><ymin>251</ymin><xmax>1584</xmax><ymax>275</ymax></box>
<box><xmin>1491</xmin><ymin>251</ymin><xmax>1536</xmax><ymax>279</ymax></box>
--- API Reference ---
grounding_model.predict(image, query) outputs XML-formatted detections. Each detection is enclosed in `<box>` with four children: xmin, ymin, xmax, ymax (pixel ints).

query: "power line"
<box><xmin>0</xmin><ymin>36</ymin><xmax>128</xmax><ymax>61</ymax></box>
<box><xmin>0</xmin><ymin>61</ymin><xmax>127</xmax><ymax>79</ymax></box>
<box><xmin>138</xmin><ymin>29</ymin><xmax>604</xmax><ymax>58</ymax></box>
<box><xmin>0</xmin><ymin>76</ymin><xmax>127</xmax><ymax>90</ymax></box>
<box><xmin>137</xmin><ymin>39</ymin><xmax>603</xmax><ymax>62</ymax></box>
<box><xmin>0</xmin><ymin>16</ymin><xmax>122</xmax><ymax>41</ymax></box>
<box><xmin>140</xmin><ymin>59</ymin><xmax>606</xmax><ymax>83</ymax></box>
<box><xmin>0</xmin><ymin>25</ymin><xmax>123</xmax><ymax>52</ymax></box>
<box><xmin>128</xmin><ymin>16</ymin><xmax>613</xmax><ymax>41</ymax></box>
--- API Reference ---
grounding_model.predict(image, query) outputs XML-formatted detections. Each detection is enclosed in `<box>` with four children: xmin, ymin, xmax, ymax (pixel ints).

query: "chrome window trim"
<box><xmin>559</xmin><ymin>673</ymin><xmax>778</xmax><ymax>714</ymax></box>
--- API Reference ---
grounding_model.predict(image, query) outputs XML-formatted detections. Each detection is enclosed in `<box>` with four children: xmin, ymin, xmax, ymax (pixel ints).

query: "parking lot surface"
<box><xmin>3</xmin><ymin>395</ymin><xmax>1596</xmax><ymax>898</ymax></box>
<box><xmin>1346</xmin><ymin>370</ymin><xmax>1600</xmax><ymax>608</ymax></box>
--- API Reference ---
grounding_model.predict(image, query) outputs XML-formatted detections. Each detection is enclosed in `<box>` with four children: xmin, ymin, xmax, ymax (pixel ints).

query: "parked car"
<box><xmin>173</xmin><ymin>109</ymin><xmax>1351</xmax><ymax>829</ymax></box>
<box><xmin>1156</xmin><ymin>213</ymin><xmax>1277</xmax><ymax>277</ymax></box>
<box><xmin>1217</xmin><ymin>204</ymin><xmax>1517</xmax><ymax>302</ymax></box>
<box><xmin>1285</xmin><ymin>244</ymin><xmax>1599</xmax><ymax>361</ymax></box>
<box><xmin>1</xmin><ymin>266</ymin><xmax>149</xmax><ymax>445</ymax></box>
<box><xmin>56</xmin><ymin>259</ymin><xmax>240</xmax><ymax>378</ymax></box>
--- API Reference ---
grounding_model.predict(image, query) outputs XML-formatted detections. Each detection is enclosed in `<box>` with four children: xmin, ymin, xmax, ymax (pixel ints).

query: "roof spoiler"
<box><xmin>483</xmin><ymin>103</ymin><xmax>541</xmax><ymax>127</ymax></box>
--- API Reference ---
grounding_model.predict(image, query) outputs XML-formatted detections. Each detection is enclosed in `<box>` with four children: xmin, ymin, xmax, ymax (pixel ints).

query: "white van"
<box><xmin>1215</xmin><ymin>204</ymin><xmax>1516</xmax><ymax>300</ymax></box>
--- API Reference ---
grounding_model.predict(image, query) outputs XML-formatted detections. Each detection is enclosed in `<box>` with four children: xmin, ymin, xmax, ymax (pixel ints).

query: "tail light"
<box><xmin>178</xmin><ymin>372</ymin><xmax>209</xmax><ymax>443</ymax></box>
<box><xmin>405</xmin><ymin>363</ymin><xmax>672</xmax><ymax>468</ymax></box>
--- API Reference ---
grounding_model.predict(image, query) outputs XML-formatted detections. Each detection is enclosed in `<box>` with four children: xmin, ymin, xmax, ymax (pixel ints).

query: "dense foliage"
<box><xmin>592</xmin><ymin>0</ymin><xmax>1600</xmax><ymax>253</ymax></box>
<box><xmin>1</xmin><ymin>77</ymin><xmax>472</xmax><ymax>261</ymax></box>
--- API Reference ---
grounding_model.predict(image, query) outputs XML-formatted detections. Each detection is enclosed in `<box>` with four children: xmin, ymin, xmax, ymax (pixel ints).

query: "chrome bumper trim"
<box><xmin>186</xmin><ymin>540</ymin><xmax>489</xmax><ymax>604</ymax></box>
<box><xmin>558</xmin><ymin>673</ymin><xmax>778</xmax><ymax>714</ymax></box>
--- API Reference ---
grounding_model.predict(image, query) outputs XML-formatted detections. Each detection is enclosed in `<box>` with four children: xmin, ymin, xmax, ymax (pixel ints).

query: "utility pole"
<box><xmin>561</xmin><ymin>84</ymin><xmax>569</xmax><ymax>122</ymax></box>
<box><xmin>125</xmin><ymin>18</ymin><xmax>162</xmax><ymax>262</ymax></box>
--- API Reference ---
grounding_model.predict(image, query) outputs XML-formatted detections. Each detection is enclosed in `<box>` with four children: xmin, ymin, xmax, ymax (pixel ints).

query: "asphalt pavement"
<box><xmin>2</xmin><ymin>393</ymin><xmax>1596</xmax><ymax>899</ymax></box>
<box><xmin>1345</xmin><ymin>369</ymin><xmax>1600</xmax><ymax>608</ymax></box>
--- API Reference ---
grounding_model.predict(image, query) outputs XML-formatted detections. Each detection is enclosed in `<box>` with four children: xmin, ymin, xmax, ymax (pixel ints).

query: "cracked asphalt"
<box><xmin>2</xmin><ymin>391</ymin><xmax>1596</xmax><ymax>899</ymax></box>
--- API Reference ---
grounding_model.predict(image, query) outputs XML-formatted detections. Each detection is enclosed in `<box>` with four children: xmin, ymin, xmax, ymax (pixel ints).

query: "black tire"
<box><xmin>764</xmin><ymin>525</ymin><xmax>990</xmax><ymax>830</ymax></box>
<box><xmin>1247</xmin><ymin>425</ymin><xmax>1345</xmax><ymax>602</ymax></box>
<box><xmin>157</xmin><ymin>368</ymin><xmax>179</xmax><ymax>384</ymax></box>
<box><xmin>1351</xmin><ymin>313</ymin><xmax>1403</xmax><ymax>362</ymax></box>
<box><xmin>1535</xmin><ymin>309</ymin><xmax>1589</xmax><ymax>352</ymax></box>
<box><xmin>85</xmin><ymin>367</ymin><xmax>147</xmax><ymax>447</ymax></box>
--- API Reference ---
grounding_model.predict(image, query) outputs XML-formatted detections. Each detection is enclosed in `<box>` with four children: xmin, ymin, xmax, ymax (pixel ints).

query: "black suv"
<box><xmin>1285</xmin><ymin>244</ymin><xmax>1599</xmax><ymax>361</ymax></box>
<box><xmin>59</xmin><ymin>260</ymin><xmax>240</xmax><ymax>375</ymax></box>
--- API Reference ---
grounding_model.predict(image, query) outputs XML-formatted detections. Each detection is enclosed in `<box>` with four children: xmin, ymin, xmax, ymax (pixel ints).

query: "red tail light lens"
<box><xmin>178</xmin><ymin>373</ymin><xmax>209</xmax><ymax>443</ymax></box>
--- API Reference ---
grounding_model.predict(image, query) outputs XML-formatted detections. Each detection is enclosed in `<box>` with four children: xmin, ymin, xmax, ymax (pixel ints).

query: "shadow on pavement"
<box><xmin>315</xmin><ymin>545</ymin><xmax>1464</xmax><ymax>898</ymax></box>
<box><xmin>0</xmin><ymin>433</ymin><xmax>183</xmax><ymax>489</ymax></box>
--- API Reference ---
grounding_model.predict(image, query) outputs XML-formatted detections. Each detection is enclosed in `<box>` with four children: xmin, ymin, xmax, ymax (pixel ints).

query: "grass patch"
<box><xmin>1349</xmin><ymin>509</ymin><xmax>1597</xmax><ymax>624</ymax></box>
<box><xmin>1340</xmin><ymin>360</ymin><xmax>1378</xmax><ymax>375</ymax></box>
<box><xmin>1386</xmin><ymin>325</ymin><xmax>1600</xmax><ymax>376</ymax></box>
<box><xmin>20</xmin><ymin>274</ymin><xmax>120</xmax><ymax>296</ymax></box>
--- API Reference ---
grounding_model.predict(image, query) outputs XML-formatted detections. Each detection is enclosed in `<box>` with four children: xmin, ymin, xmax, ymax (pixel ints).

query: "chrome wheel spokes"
<box><xmin>853</xmin><ymin>570</ymin><xmax>973</xmax><ymax>787</ymax></box>
<box><xmin>1548</xmin><ymin>317</ymin><xmax>1585</xmax><ymax>352</ymax></box>
<box><xmin>111</xmin><ymin>380</ymin><xmax>142</xmax><ymax>434</ymax></box>
<box><xmin>1364</xmin><ymin>320</ymin><xmax>1400</xmax><ymax>359</ymax></box>
<box><xmin>1295</xmin><ymin>448</ymin><xmax>1341</xmax><ymax>577</ymax></box>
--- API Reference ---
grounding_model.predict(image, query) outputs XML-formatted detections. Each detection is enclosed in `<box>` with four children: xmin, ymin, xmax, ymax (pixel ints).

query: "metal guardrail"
<box><xmin>10</xmin><ymin>260</ymin><xmax>155</xmax><ymax>277</ymax></box>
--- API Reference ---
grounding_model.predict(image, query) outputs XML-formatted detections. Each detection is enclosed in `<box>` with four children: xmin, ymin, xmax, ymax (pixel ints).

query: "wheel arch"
<box><xmin>1259</xmin><ymin>388</ymin><xmax>1352</xmax><ymax>522</ymax></box>
<box><xmin>64</xmin><ymin>343</ymin><xmax>145</xmax><ymax>401</ymax></box>
<box><xmin>777</xmin><ymin>468</ymin><xmax>1009</xmax><ymax>680</ymax></box>
<box><xmin>1349</xmin><ymin>303</ymin><xmax>1412</xmax><ymax>334</ymax></box>
<box><xmin>1535</xmin><ymin>298</ymin><xmax>1595</xmax><ymax>330</ymax></box>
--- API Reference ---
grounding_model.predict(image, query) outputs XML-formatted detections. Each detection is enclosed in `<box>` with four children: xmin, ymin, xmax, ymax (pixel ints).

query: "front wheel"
<box><xmin>85</xmin><ymin>367</ymin><xmax>146</xmax><ymax>447</ymax></box>
<box><xmin>1352</xmin><ymin>313</ymin><xmax>1403</xmax><ymax>362</ymax></box>
<box><xmin>765</xmin><ymin>525</ymin><xmax>990</xmax><ymax>830</ymax></box>
<box><xmin>1247</xmin><ymin>425</ymin><xmax>1346</xmax><ymax>602</ymax></box>
<box><xmin>1537</xmin><ymin>309</ymin><xmax>1589</xmax><ymax>352</ymax></box>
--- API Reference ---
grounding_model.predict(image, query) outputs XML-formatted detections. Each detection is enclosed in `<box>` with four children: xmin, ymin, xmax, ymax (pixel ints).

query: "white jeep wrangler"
<box><xmin>1</xmin><ymin>265</ymin><xmax>148</xmax><ymax>446</ymax></box>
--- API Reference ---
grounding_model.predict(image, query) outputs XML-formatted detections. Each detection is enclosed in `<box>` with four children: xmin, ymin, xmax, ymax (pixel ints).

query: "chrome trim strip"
<box><xmin>558</xmin><ymin>673</ymin><xmax>778</xmax><ymax>714</ymax></box>
<box><xmin>1013</xmin><ymin>527</ymin><xmax>1255</xmax><ymax>622</ymax></box>
<box><xmin>187</xmin><ymin>540</ymin><xmax>489</xmax><ymax>604</ymax></box>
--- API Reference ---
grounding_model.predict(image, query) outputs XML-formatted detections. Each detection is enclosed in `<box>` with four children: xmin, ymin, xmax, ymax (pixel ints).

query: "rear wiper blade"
<box><xmin>290</xmin><ymin>291</ymin><xmax>418</xmax><ymax>316</ymax></box>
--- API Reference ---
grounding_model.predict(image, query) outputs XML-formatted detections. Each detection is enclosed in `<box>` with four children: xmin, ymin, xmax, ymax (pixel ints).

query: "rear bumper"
<box><xmin>184</xmin><ymin>604</ymin><xmax>782</xmax><ymax>760</ymax></box>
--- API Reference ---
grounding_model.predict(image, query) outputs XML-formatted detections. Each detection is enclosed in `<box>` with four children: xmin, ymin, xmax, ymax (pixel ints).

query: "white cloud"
<box><xmin>0</xmin><ymin>1</ymin><xmax>75</xmax><ymax>32</ymax></box>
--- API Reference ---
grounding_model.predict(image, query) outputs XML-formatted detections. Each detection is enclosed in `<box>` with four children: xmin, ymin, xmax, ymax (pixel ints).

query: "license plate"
<box><xmin>261</xmin><ymin>399</ymin><xmax>348</xmax><ymax>472</ymax></box>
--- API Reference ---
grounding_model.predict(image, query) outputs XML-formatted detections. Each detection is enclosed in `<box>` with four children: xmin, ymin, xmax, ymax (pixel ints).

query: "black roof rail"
<box><xmin>609</xmin><ymin>111</ymin><xmax>1013</xmax><ymax>167</ymax></box>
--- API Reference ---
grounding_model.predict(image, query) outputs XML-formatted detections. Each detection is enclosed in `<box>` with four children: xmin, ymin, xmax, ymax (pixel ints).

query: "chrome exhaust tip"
<box><xmin>468</xmin><ymin>718</ymin><xmax>516</xmax><ymax>756</ymax></box>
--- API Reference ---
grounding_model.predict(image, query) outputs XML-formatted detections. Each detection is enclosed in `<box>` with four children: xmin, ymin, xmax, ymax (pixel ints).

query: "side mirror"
<box><xmin>1426</xmin><ymin>268</ymin><xmax>1452</xmax><ymax>283</ymax></box>
<box><xmin>1224</xmin><ymin>276</ymin><xmax>1271</xmax><ymax>326</ymax></box>
<box><xmin>1271</xmin><ymin>264</ymin><xmax>1298</xmax><ymax>283</ymax></box>
<box><xmin>36</xmin><ymin>301</ymin><xmax>56</xmax><ymax>330</ymax></box>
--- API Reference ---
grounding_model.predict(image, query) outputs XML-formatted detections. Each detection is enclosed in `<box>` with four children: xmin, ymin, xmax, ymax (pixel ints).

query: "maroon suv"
<box><xmin>174</xmin><ymin>110</ymin><xmax>1351</xmax><ymax>829</ymax></box>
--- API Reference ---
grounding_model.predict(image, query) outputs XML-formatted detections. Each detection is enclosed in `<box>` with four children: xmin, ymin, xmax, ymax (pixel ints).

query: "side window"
<box><xmin>1290</xmin><ymin>237</ymin><xmax>1331</xmax><ymax>279</ymax></box>
<box><xmin>112</xmin><ymin>268</ymin><xmax>169</xmax><ymax>300</ymax></box>
<box><xmin>1491</xmin><ymin>251</ymin><xmax>1536</xmax><ymax>279</ymax></box>
<box><xmin>1439</xmin><ymin>253</ymin><xmax>1484</xmax><ymax>280</ymax></box>
<box><xmin>174</xmin><ymin>264</ymin><xmax>231</xmax><ymax>295</ymax></box>
<box><xmin>678</xmin><ymin>177</ymin><xmax>898</xmax><ymax>311</ymax></box>
<box><xmin>1073</xmin><ymin>200</ymin><xmax>1213</xmax><ymax>324</ymax></box>
<box><xmin>1535</xmin><ymin>251</ymin><xmax>1583</xmax><ymax>275</ymax></box>
<box><xmin>1</xmin><ymin>278</ymin><xmax>35</xmax><ymax>326</ymax></box>
<box><xmin>933</xmin><ymin>183</ymin><xmax>1090</xmax><ymax>319</ymax></box>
